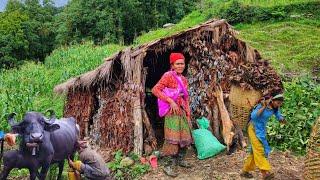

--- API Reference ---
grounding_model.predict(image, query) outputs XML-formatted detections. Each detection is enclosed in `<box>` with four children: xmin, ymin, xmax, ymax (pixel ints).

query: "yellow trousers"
<box><xmin>243</xmin><ymin>124</ymin><xmax>271</xmax><ymax>172</ymax></box>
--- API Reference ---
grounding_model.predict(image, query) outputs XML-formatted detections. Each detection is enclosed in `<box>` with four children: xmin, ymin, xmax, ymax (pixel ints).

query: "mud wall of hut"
<box><xmin>90</xmin><ymin>87</ymin><xmax>135</xmax><ymax>153</ymax></box>
<box><xmin>63</xmin><ymin>57</ymin><xmax>140</xmax><ymax>153</ymax></box>
<box><xmin>64</xmin><ymin>87</ymin><xmax>135</xmax><ymax>153</ymax></box>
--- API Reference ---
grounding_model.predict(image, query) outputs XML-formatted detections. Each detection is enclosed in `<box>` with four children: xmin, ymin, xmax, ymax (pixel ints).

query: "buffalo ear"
<box><xmin>7</xmin><ymin>113</ymin><xmax>23</xmax><ymax>134</ymax></box>
<box><xmin>44</xmin><ymin>124</ymin><xmax>60</xmax><ymax>132</ymax></box>
<box><xmin>45</xmin><ymin>109</ymin><xmax>56</xmax><ymax>121</ymax></box>
<box><xmin>7</xmin><ymin>112</ymin><xmax>17</xmax><ymax>126</ymax></box>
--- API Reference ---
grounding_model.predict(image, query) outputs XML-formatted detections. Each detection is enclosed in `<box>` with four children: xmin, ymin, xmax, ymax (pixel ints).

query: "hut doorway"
<box><xmin>143</xmin><ymin>46</ymin><xmax>190</xmax><ymax>147</ymax></box>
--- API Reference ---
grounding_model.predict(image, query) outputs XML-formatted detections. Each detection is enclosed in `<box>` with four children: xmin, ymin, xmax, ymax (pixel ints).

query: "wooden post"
<box><xmin>133</xmin><ymin>94</ymin><xmax>143</xmax><ymax>155</ymax></box>
<box><xmin>84</xmin><ymin>122</ymin><xmax>88</xmax><ymax>137</ymax></box>
<box><xmin>121</xmin><ymin>48</ymin><xmax>144</xmax><ymax>155</ymax></box>
<box><xmin>132</xmin><ymin>53</ymin><xmax>145</xmax><ymax>155</ymax></box>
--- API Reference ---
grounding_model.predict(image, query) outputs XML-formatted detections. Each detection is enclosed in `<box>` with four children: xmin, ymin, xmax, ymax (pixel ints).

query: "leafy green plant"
<box><xmin>6</xmin><ymin>169</ymin><xmax>29</xmax><ymax>178</ymax></box>
<box><xmin>108</xmin><ymin>150</ymin><xmax>150</xmax><ymax>180</ymax></box>
<box><xmin>267</xmin><ymin>77</ymin><xmax>320</xmax><ymax>155</ymax></box>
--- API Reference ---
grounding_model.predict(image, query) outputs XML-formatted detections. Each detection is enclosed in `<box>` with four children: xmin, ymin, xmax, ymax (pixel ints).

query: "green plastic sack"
<box><xmin>192</xmin><ymin>118</ymin><xmax>226</xmax><ymax>160</ymax></box>
<box><xmin>197</xmin><ymin>117</ymin><xmax>210</xmax><ymax>129</ymax></box>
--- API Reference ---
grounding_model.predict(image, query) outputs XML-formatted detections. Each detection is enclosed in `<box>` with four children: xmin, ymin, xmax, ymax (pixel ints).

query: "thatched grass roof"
<box><xmin>54</xmin><ymin>19</ymin><xmax>237</xmax><ymax>94</ymax></box>
<box><xmin>54</xmin><ymin>53</ymin><xmax>120</xmax><ymax>93</ymax></box>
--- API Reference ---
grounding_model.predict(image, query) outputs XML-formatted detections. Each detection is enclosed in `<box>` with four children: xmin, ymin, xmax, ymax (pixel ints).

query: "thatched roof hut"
<box><xmin>54</xmin><ymin>19</ymin><xmax>281</xmax><ymax>155</ymax></box>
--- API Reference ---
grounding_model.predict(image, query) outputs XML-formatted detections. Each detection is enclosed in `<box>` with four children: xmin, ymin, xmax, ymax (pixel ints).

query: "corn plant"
<box><xmin>0</xmin><ymin>42</ymin><xmax>124</xmax><ymax>132</ymax></box>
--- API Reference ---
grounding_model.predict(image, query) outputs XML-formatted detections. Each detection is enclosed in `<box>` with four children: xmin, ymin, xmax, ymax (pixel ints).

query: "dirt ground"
<box><xmin>142</xmin><ymin>149</ymin><xmax>304</xmax><ymax>180</ymax></box>
<box><xmin>2</xmin><ymin>144</ymin><xmax>304</xmax><ymax>180</ymax></box>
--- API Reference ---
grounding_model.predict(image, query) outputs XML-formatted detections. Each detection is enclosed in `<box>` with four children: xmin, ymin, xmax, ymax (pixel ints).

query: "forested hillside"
<box><xmin>0</xmin><ymin>0</ymin><xmax>197</xmax><ymax>68</ymax></box>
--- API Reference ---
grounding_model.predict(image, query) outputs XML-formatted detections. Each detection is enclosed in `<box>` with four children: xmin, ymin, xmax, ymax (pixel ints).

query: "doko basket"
<box><xmin>230</xmin><ymin>104</ymin><xmax>251</xmax><ymax>130</ymax></box>
<box><xmin>229</xmin><ymin>85</ymin><xmax>262</xmax><ymax>130</ymax></box>
<box><xmin>304</xmin><ymin>117</ymin><xmax>320</xmax><ymax>180</ymax></box>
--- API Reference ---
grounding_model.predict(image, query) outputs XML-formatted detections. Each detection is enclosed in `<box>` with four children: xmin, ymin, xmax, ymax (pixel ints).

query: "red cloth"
<box><xmin>169</xmin><ymin>53</ymin><xmax>185</xmax><ymax>64</ymax></box>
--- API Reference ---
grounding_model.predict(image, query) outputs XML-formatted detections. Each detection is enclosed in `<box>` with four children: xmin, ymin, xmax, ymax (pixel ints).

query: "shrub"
<box><xmin>218</xmin><ymin>1</ymin><xmax>319</xmax><ymax>24</ymax></box>
<box><xmin>108</xmin><ymin>150</ymin><xmax>150</xmax><ymax>180</ymax></box>
<box><xmin>267</xmin><ymin>77</ymin><xmax>320</xmax><ymax>155</ymax></box>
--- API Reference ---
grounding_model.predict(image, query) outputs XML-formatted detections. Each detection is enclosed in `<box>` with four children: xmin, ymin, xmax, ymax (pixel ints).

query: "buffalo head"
<box><xmin>8</xmin><ymin>111</ymin><xmax>60</xmax><ymax>147</ymax></box>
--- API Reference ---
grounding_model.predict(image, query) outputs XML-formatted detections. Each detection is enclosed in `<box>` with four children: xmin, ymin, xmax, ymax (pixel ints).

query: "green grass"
<box><xmin>135</xmin><ymin>0</ymin><xmax>319</xmax><ymax>75</ymax></box>
<box><xmin>235</xmin><ymin>19</ymin><xmax>320</xmax><ymax>75</ymax></box>
<box><xmin>0</xmin><ymin>42</ymin><xmax>124</xmax><ymax>130</ymax></box>
<box><xmin>199</xmin><ymin>0</ymin><xmax>320</xmax><ymax>22</ymax></box>
<box><xmin>203</xmin><ymin>0</ymin><xmax>319</xmax><ymax>8</ymax></box>
<box><xmin>234</xmin><ymin>0</ymin><xmax>318</xmax><ymax>7</ymax></box>
<box><xmin>134</xmin><ymin>10</ymin><xmax>208</xmax><ymax>45</ymax></box>
<box><xmin>7</xmin><ymin>159</ymin><xmax>74</xmax><ymax>179</ymax></box>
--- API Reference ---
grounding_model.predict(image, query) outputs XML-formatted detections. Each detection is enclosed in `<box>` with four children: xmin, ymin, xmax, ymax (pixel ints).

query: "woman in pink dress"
<box><xmin>152</xmin><ymin>52</ymin><xmax>192</xmax><ymax>177</ymax></box>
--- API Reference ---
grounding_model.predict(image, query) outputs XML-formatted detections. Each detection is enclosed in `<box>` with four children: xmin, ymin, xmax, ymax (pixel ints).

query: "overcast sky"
<box><xmin>0</xmin><ymin>0</ymin><xmax>69</xmax><ymax>11</ymax></box>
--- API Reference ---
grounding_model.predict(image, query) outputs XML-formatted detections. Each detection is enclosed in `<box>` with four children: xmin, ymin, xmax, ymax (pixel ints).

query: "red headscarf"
<box><xmin>170</xmin><ymin>53</ymin><xmax>185</xmax><ymax>64</ymax></box>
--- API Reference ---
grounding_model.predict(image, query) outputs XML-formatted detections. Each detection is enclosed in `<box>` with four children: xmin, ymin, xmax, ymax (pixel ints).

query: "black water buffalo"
<box><xmin>0</xmin><ymin>111</ymin><xmax>79</xmax><ymax>180</ymax></box>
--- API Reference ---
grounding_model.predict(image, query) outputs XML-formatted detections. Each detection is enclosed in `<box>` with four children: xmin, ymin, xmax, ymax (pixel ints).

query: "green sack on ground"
<box><xmin>192</xmin><ymin>118</ymin><xmax>226</xmax><ymax>160</ymax></box>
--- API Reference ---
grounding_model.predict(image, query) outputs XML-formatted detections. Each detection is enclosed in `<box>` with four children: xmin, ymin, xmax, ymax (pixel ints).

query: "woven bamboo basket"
<box><xmin>229</xmin><ymin>85</ymin><xmax>262</xmax><ymax>130</ymax></box>
<box><xmin>304</xmin><ymin>117</ymin><xmax>320</xmax><ymax>180</ymax></box>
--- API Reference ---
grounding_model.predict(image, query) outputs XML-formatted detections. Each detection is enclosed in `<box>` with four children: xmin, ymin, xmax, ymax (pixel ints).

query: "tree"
<box><xmin>55</xmin><ymin>0</ymin><xmax>198</xmax><ymax>45</ymax></box>
<box><xmin>0</xmin><ymin>9</ymin><xmax>29</xmax><ymax>68</ymax></box>
<box><xmin>0</xmin><ymin>0</ymin><xmax>58</xmax><ymax>68</ymax></box>
<box><xmin>0</xmin><ymin>0</ymin><xmax>197</xmax><ymax>69</ymax></box>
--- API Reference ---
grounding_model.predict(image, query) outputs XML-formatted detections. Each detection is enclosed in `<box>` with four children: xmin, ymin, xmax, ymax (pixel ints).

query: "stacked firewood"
<box><xmin>182</xmin><ymin>32</ymin><xmax>237</xmax><ymax>148</ymax></box>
